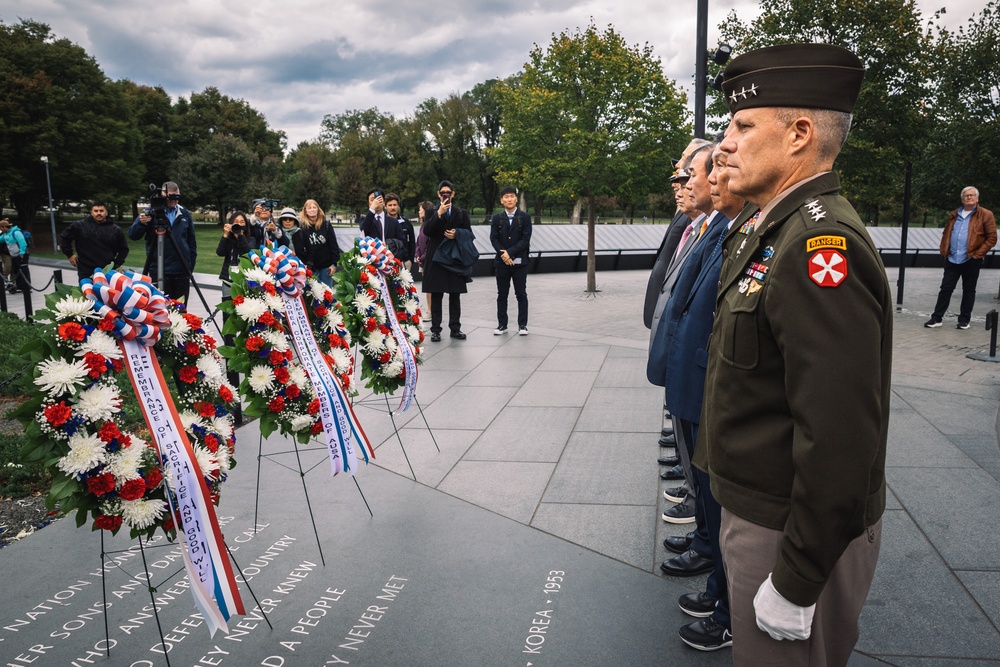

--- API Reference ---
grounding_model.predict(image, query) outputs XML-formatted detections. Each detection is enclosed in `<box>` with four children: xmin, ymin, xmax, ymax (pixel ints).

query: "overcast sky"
<box><xmin>3</xmin><ymin>0</ymin><xmax>983</xmax><ymax>149</ymax></box>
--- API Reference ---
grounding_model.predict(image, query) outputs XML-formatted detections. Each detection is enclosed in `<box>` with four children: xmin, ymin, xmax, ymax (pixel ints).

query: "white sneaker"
<box><xmin>494</xmin><ymin>326</ymin><xmax>507</xmax><ymax>335</ymax></box>
<box><xmin>518</xmin><ymin>326</ymin><xmax>528</xmax><ymax>336</ymax></box>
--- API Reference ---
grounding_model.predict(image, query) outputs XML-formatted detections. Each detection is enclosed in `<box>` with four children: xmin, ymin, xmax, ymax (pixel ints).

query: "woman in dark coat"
<box><xmin>422</xmin><ymin>180</ymin><xmax>471</xmax><ymax>341</ymax></box>
<box><xmin>216</xmin><ymin>211</ymin><xmax>262</xmax><ymax>282</ymax></box>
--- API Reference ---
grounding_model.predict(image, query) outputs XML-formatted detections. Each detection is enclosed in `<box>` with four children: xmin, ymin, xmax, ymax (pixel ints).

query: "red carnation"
<box><xmin>259</xmin><ymin>311</ymin><xmax>276</xmax><ymax>326</ymax></box>
<box><xmin>366</xmin><ymin>287</ymin><xmax>378</xmax><ymax>300</ymax></box>
<box><xmin>184</xmin><ymin>341</ymin><xmax>200</xmax><ymax>356</ymax></box>
<box><xmin>284</xmin><ymin>349</ymin><xmax>293</xmax><ymax>360</ymax></box>
<box><xmin>118</xmin><ymin>478</ymin><xmax>147</xmax><ymax>501</ymax></box>
<box><xmin>310</xmin><ymin>421</ymin><xmax>323</xmax><ymax>435</ymax></box>
<box><xmin>83</xmin><ymin>351</ymin><xmax>108</xmax><ymax>379</ymax></box>
<box><xmin>409</xmin><ymin>285</ymin><xmax>417</xmax><ymax>293</ymax></box>
<box><xmin>396</xmin><ymin>286</ymin><xmax>406</xmax><ymax>295</ymax></box>
<box><xmin>183</xmin><ymin>313</ymin><xmax>203</xmax><ymax>330</ymax></box>
<box><xmin>98</xmin><ymin>315</ymin><xmax>116</xmax><ymax>331</ymax></box>
<box><xmin>178</xmin><ymin>366</ymin><xmax>199</xmax><ymax>384</ymax></box>
<box><xmin>246</xmin><ymin>336</ymin><xmax>265</xmax><ymax>352</ymax></box>
<box><xmin>162</xmin><ymin>516</ymin><xmax>176</xmax><ymax>532</ymax></box>
<box><xmin>274</xmin><ymin>366</ymin><xmax>290</xmax><ymax>384</ymax></box>
<box><xmin>218</xmin><ymin>386</ymin><xmax>234</xmax><ymax>402</ymax></box>
<box><xmin>341</xmin><ymin>374</ymin><xmax>351</xmax><ymax>389</ymax></box>
<box><xmin>111</xmin><ymin>358</ymin><xmax>124</xmax><ymax>373</ymax></box>
<box><xmin>411</xmin><ymin>313</ymin><xmax>420</xmax><ymax>324</ymax></box>
<box><xmin>364</xmin><ymin>317</ymin><xmax>378</xmax><ymax>332</ymax></box>
<box><xmin>87</xmin><ymin>473</ymin><xmax>116</xmax><ymax>496</ymax></box>
<box><xmin>379</xmin><ymin>324</ymin><xmax>391</xmax><ymax>335</ymax></box>
<box><xmin>204</xmin><ymin>434</ymin><xmax>220</xmax><ymax>453</ymax></box>
<box><xmin>379</xmin><ymin>351</ymin><xmax>392</xmax><ymax>363</ymax></box>
<box><xmin>58</xmin><ymin>322</ymin><xmax>87</xmax><ymax>342</ymax></box>
<box><xmin>359</xmin><ymin>271</ymin><xmax>369</xmax><ymax>283</ymax></box>
<box><xmin>269</xmin><ymin>350</ymin><xmax>285</xmax><ymax>366</ymax></box>
<box><xmin>286</xmin><ymin>384</ymin><xmax>301</xmax><ymax>399</ymax></box>
<box><xmin>145</xmin><ymin>467</ymin><xmax>163</xmax><ymax>488</ymax></box>
<box><xmin>98</xmin><ymin>421</ymin><xmax>122</xmax><ymax>443</ymax></box>
<box><xmin>307</xmin><ymin>398</ymin><xmax>320</xmax><ymax>415</ymax></box>
<box><xmin>43</xmin><ymin>402</ymin><xmax>73</xmax><ymax>427</ymax></box>
<box><xmin>268</xmin><ymin>396</ymin><xmax>285</xmax><ymax>413</ymax></box>
<box><xmin>263</xmin><ymin>282</ymin><xmax>277</xmax><ymax>296</ymax></box>
<box><xmin>203</xmin><ymin>335</ymin><xmax>217</xmax><ymax>350</ymax></box>
<box><xmin>232</xmin><ymin>295</ymin><xmax>245</xmax><ymax>306</ymax></box>
<box><xmin>196</xmin><ymin>401</ymin><xmax>216</xmax><ymax>418</ymax></box>
<box><xmin>94</xmin><ymin>515</ymin><xmax>122</xmax><ymax>531</ymax></box>
<box><xmin>323</xmin><ymin>290</ymin><xmax>333</xmax><ymax>302</ymax></box>
<box><xmin>418</xmin><ymin>330</ymin><xmax>425</xmax><ymax>343</ymax></box>
<box><xmin>398</xmin><ymin>369</ymin><xmax>406</xmax><ymax>379</ymax></box>
<box><xmin>314</xmin><ymin>305</ymin><xmax>328</xmax><ymax>317</ymax></box>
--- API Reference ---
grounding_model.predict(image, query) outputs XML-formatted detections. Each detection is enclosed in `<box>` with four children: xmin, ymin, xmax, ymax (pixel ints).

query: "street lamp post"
<box><xmin>40</xmin><ymin>156</ymin><xmax>57</xmax><ymax>253</ymax></box>
<box><xmin>694</xmin><ymin>0</ymin><xmax>709</xmax><ymax>138</ymax></box>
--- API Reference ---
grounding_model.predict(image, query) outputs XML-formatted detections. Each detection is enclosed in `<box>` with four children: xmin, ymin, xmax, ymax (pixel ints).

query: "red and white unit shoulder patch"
<box><xmin>809</xmin><ymin>249</ymin><xmax>847</xmax><ymax>287</ymax></box>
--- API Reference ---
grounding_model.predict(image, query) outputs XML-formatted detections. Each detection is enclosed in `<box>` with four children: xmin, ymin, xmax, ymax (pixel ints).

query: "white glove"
<box><xmin>753</xmin><ymin>573</ymin><xmax>816</xmax><ymax>641</ymax></box>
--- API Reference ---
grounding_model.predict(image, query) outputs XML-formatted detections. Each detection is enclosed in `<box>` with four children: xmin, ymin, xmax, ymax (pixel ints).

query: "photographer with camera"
<box><xmin>60</xmin><ymin>201</ymin><xmax>129</xmax><ymax>281</ymax></box>
<box><xmin>216</xmin><ymin>210</ymin><xmax>262</xmax><ymax>282</ymax></box>
<box><xmin>250</xmin><ymin>198</ymin><xmax>279</xmax><ymax>239</ymax></box>
<box><xmin>361</xmin><ymin>189</ymin><xmax>404</xmax><ymax>254</ymax></box>
<box><xmin>129</xmin><ymin>181</ymin><xmax>197</xmax><ymax>304</ymax></box>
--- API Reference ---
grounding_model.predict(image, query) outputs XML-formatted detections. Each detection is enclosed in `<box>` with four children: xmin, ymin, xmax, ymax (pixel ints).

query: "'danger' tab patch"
<box><xmin>809</xmin><ymin>250</ymin><xmax>847</xmax><ymax>287</ymax></box>
<box><xmin>806</xmin><ymin>235</ymin><xmax>847</xmax><ymax>253</ymax></box>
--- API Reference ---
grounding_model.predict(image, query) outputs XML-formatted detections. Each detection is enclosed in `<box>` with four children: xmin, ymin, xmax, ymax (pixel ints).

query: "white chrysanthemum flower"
<box><xmin>77</xmin><ymin>330</ymin><xmax>123</xmax><ymax>360</ymax></box>
<box><xmin>288</xmin><ymin>365</ymin><xmax>308</xmax><ymax>388</ymax></box>
<box><xmin>54</xmin><ymin>296</ymin><xmax>99</xmax><ymax>321</ymax></box>
<box><xmin>329</xmin><ymin>347</ymin><xmax>351</xmax><ymax>373</ymax></box>
<box><xmin>306</xmin><ymin>280</ymin><xmax>324</xmax><ymax>300</ymax></box>
<box><xmin>36</xmin><ymin>358</ymin><xmax>90</xmax><ymax>397</ymax></box>
<box><xmin>235</xmin><ymin>297</ymin><xmax>268</xmax><ymax>323</ymax></box>
<box><xmin>290</xmin><ymin>414</ymin><xmax>314</xmax><ymax>432</ymax></box>
<box><xmin>194</xmin><ymin>446</ymin><xmax>220</xmax><ymax>478</ymax></box>
<box><xmin>211</xmin><ymin>416</ymin><xmax>233</xmax><ymax>438</ymax></box>
<box><xmin>384</xmin><ymin>335</ymin><xmax>399</xmax><ymax>353</ymax></box>
<box><xmin>373</xmin><ymin>305</ymin><xmax>387</xmax><ymax>322</ymax></box>
<box><xmin>403</xmin><ymin>299</ymin><xmax>418</xmax><ymax>315</ymax></box>
<box><xmin>104</xmin><ymin>445</ymin><xmax>144</xmax><ymax>484</ymax></box>
<box><xmin>217</xmin><ymin>450</ymin><xmax>232</xmax><ymax>474</ymax></box>
<box><xmin>73</xmin><ymin>384</ymin><xmax>121</xmax><ymax>422</ymax></box>
<box><xmin>397</xmin><ymin>268</ymin><xmax>414</xmax><ymax>284</ymax></box>
<box><xmin>167</xmin><ymin>311</ymin><xmax>191</xmax><ymax>343</ymax></box>
<box><xmin>382</xmin><ymin>359</ymin><xmax>404</xmax><ymax>379</ymax></box>
<box><xmin>353</xmin><ymin>292</ymin><xmax>375</xmax><ymax>313</ymax></box>
<box><xmin>263</xmin><ymin>330</ymin><xmax>290</xmax><ymax>353</ymax></box>
<box><xmin>120</xmin><ymin>498</ymin><xmax>166</xmax><ymax>529</ymax></box>
<box><xmin>403</xmin><ymin>324</ymin><xmax>420</xmax><ymax>342</ymax></box>
<box><xmin>244</xmin><ymin>267</ymin><xmax>275</xmax><ymax>286</ymax></box>
<box><xmin>196</xmin><ymin>355</ymin><xmax>224</xmax><ymax>383</ymax></box>
<box><xmin>177</xmin><ymin>411</ymin><xmax>201</xmax><ymax>432</ymax></box>
<box><xmin>56</xmin><ymin>432</ymin><xmax>107</xmax><ymax>476</ymax></box>
<box><xmin>248</xmin><ymin>365</ymin><xmax>275</xmax><ymax>393</ymax></box>
<box><xmin>264</xmin><ymin>292</ymin><xmax>285</xmax><ymax>313</ymax></box>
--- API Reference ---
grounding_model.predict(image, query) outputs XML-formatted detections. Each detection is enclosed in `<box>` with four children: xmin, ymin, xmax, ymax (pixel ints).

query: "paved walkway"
<box><xmin>0</xmin><ymin>261</ymin><xmax>998</xmax><ymax>665</ymax></box>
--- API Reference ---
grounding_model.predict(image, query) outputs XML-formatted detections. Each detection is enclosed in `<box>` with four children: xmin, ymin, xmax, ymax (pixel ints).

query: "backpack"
<box><xmin>21</xmin><ymin>230</ymin><xmax>32</xmax><ymax>250</ymax></box>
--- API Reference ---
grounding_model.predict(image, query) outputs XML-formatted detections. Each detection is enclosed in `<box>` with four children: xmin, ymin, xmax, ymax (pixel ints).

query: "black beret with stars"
<box><xmin>722</xmin><ymin>43</ymin><xmax>864</xmax><ymax>115</ymax></box>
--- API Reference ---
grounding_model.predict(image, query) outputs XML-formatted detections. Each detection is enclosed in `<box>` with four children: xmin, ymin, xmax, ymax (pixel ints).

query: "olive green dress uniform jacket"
<box><xmin>693</xmin><ymin>172</ymin><xmax>892</xmax><ymax>607</ymax></box>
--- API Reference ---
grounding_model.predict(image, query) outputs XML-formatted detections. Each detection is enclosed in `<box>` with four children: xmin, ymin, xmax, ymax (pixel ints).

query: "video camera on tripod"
<box><xmin>143</xmin><ymin>183</ymin><xmax>177</xmax><ymax>232</ymax></box>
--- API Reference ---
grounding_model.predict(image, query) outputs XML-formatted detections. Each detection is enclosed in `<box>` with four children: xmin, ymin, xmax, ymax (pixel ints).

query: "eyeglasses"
<box><xmin>439</xmin><ymin>191</ymin><xmax>453</xmax><ymax>197</ymax></box>
<box><xmin>962</xmin><ymin>193</ymin><xmax>977</xmax><ymax>198</ymax></box>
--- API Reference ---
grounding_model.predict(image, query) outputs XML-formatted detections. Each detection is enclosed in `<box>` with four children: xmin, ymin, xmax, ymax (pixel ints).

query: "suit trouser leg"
<box><xmin>676</xmin><ymin>418</ymin><xmax>709</xmax><ymax>558</ymax></box>
<box><xmin>511</xmin><ymin>264</ymin><xmax>528</xmax><ymax>328</ymax></box>
<box><xmin>448</xmin><ymin>292</ymin><xmax>462</xmax><ymax>334</ymax></box>
<box><xmin>495</xmin><ymin>264</ymin><xmax>511</xmax><ymax>329</ymax></box>
<box><xmin>430</xmin><ymin>292</ymin><xmax>443</xmax><ymax>334</ymax></box>
<box><xmin>690</xmin><ymin>446</ymin><xmax>729</xmax><ymax>628</ymax></box>
<box><xmin>720</xmin><ymin>510</ymin><xmax>881</xmax><ymax>667</ymax></box>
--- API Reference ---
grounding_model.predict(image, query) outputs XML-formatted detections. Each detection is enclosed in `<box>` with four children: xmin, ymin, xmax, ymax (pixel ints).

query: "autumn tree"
<box><xmin>492</xmin><ymin>23</ymin><xmax>689</xmax><ymax>291</ymax></box>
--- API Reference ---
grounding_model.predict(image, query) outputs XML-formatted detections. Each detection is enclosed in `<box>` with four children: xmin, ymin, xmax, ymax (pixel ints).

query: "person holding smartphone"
<box><xmin>422</xmin><ymin>180</ymin><xmax>471</xmax><ymax>341</ymax></box>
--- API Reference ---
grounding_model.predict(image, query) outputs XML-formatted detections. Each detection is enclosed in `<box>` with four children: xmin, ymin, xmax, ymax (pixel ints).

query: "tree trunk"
<box><xmin>587</xmin><ymin>191</ymin><xmax>597</xmax><ymax>293</ymax></box>
<box><xmin>570</xmin><ymin>198</ymin><xmax>583</xmax><ymax>225</ymax></box>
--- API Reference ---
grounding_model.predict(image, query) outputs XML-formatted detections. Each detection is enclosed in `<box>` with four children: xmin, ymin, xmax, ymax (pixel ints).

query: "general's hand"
<box><xmin>753</xmin><ymin>574</ymin><xmax>815</xmax><ymax>641</ymax></box>
<box><xmin>444</xmin><ymin>229</ymin><xmax>456</xmax><ymax>240</ymax></box>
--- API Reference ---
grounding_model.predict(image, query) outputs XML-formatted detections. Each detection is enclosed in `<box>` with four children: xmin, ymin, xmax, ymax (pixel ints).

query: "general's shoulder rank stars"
<box><xmin>805</xmin><ymin>199</ymin><xmax>826</xmax><ymax>222</ymax></box>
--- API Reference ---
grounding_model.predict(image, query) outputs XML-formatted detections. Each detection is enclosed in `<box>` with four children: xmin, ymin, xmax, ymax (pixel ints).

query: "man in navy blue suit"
<box><xmin>490</xmin><ymin>186</ymin><xmax>532</xmax><ymax>335</ymax></box>
<box><xmin>648</xmin><ymin>144</ymin><xmax>747</xmax><ymax>651</ymax></box>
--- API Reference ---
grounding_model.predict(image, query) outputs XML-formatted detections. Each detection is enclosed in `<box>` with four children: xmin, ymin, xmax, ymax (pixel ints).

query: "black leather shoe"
<box><xmin>430</xmin><ymin>332</ymin><xmax>441</xmax><ymax>342</ymax></box>
<box><xmin>678</xmin><ymin>591</ymin><xmax>718</xmax><ymax>618</ymax></box>
<box><xmin>661</xmin><ymin>426</ymin><xmax>673</xmax><ymax>437</ymax></box>
<box><xmin>663</xmin><ymin>533</ymin><xmax>693</xmax><ymax>555</ymax></box>
<box><xmin>659</xmin><ymin>432</ymin><xmax>677</xmax><ymax>447</ymax></box>
<box><xmin>678</xmin><ymin>616</ymin><xmax>732</xmax><ymax>651</ymax></box>
<box><xmin>450</xmin><ymin>331</ymin><xmax>467</xmax><ymax>340</ymax></box>
<box><xmin>660</xmin><ymin>549</ymin><xmax>713</xmax><ymax>577</ymax></box>
<box><xmin>660</xmin><ymin>464</ymin><xmax>684</xmax><ymax>481</ymax></box>
<box><xmin>657</xmin><ymin>455</ymin><xmax>680</xmax><ymax>467</ymax></box>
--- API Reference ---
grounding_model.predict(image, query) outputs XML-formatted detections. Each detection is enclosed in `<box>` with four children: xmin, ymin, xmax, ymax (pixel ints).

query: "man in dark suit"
<box><xmin>489</xmin><ymin>186</ymin><xmax>532</xmax><ymax>335</ymax></box>
<box><xmin>385</xmin><ymin>193</ymin><xmax>416</xmax><ymax>266</ymax></box>
<box><xmin>649</xmin><ymin>145</ymin><xmax>747</xmax><ymax>652</ymax></box>
<box><xmin>423</xmin><ymin>180</ymin><xmax>472</xmax><ymax>341</ymax></box>
<box><xmin>361</xmin><ymin>188</ymin><xmax>404</xmax><ymax>254</ymax></box>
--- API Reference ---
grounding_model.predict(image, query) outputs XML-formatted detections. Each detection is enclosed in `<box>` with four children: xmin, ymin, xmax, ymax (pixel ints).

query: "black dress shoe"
<box><xmin>678</xmin><ymin>617</ymin><xmax>732</xmax><ymax>651</ymax></box>
<box><xmin>661</xmin><ymin>426</ymin><xmax>673</xmax><ymax>437</ymax></box>
<box><xmin>430</xmin><ymin>332</ymin><xmax>442</xmax><ymax>342</ymax></box>
<box><xmin>678</xmin><ymin>591</ymin><xmax>718</xmax><ymax>618</ymax></box>
<box><xmin>450</xmin><ymin>331</ymin><xmax>467</xmax><ymax>340</ymax></box>
<box><xmin>657</xmin><ymin>455</ymin><xmax>680</xmax><ymax>467</ymax></box>
<box><xmin>659</xmin><ymin>432</ymin><xmax>677</xmax><ymax>447</ymax></box>
<box><xmin>660</xmin><ymin>549</ymin><xmax>713</xmax><ymax>577</ymax></box>
<box><xmin>663</xmin><ymin>534</ymin><xmax>693</xmax><ymax>555</ymax></box>
<box><xmin>660</xmin><ymin>464</ymin><xmax>684</xmax><ymax>481</ymax></box>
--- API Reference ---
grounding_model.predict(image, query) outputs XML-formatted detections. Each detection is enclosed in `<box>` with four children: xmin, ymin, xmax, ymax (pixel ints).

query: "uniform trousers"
<box><xmin>720</xmin><ymin>510</ymin><xmax>881</xmax><ymax>667</ymax></box>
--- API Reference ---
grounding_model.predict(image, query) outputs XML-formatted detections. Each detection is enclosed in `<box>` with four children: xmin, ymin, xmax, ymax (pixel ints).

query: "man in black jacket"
<box><xmin>60</xmin><ymin>201</ymin><xmax>130</xmax><ymax>281</ymax></box>
<box><xmin>489</xmin><ymin>186</ymin><xmax>532</xmax><ymax>335</ymax></box>
<box><xmin>423</xmin><ymin>180</ymin><xmax>472</xmax><ymax>341</ymax></box>
<box><xmin>129</xmin><ymin>181</ymin><xmax>197</xmax><ymax>303</ymax></box>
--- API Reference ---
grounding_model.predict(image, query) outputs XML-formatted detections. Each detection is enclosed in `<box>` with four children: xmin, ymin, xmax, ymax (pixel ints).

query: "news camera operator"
<box><xmin>128</xmin><ymin>181</ymin><xmax>197</xmax><ymax>304</ymax></box>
